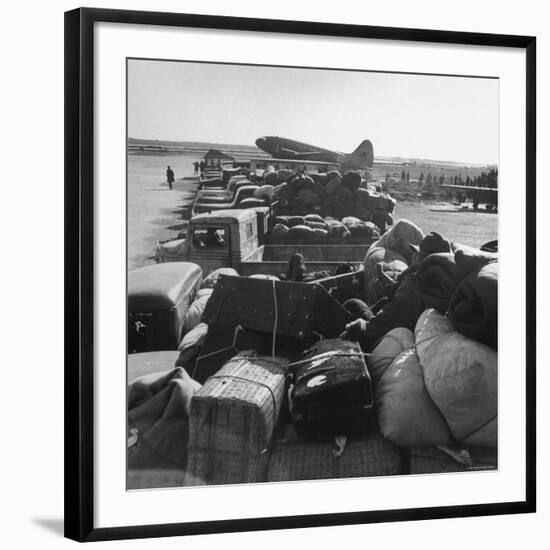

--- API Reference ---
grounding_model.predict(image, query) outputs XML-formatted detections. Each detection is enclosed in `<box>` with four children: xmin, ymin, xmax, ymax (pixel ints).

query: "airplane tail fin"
<box><xmin>347</xmin><ymin>140</ymin><xmax>374</xmax><ymax>168</ymax></box>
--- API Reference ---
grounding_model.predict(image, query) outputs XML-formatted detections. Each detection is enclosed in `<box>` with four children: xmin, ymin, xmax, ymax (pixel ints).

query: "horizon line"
<box><xmin>128</xmin><ymin>136</ymin><xmax>498</xmax><ymax>167</ymax></box>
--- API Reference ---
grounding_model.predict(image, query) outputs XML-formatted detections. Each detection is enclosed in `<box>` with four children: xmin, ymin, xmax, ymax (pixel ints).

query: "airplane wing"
<box><xmin>441</xmin><ymin>184</ymin><xmax>498</xmax><ymax>192</ymax></box>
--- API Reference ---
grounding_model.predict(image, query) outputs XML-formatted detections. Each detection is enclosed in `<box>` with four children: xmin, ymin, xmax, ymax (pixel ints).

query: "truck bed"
<box><xmin>239</xmin><ymin>244</ymin><xmax>370</xmax><ymax>276</ymax></box>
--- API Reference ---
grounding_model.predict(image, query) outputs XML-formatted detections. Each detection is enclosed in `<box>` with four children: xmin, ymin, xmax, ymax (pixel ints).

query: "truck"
<box><xmin>156</xmin><ymin>208</ymin><xmax>375</xmax><ymax>277</ymax></box>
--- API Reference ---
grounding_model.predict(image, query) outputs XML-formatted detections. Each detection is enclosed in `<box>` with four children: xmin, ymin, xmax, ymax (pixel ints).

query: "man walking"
<box><xmin>166</xmin><ymin>165</ymin><xmax>175</xmax><ymax>190</ymax></box>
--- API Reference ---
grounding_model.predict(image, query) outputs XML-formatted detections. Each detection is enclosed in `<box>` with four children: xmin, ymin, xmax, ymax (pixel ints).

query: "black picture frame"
<box><xmin>65</xmin><ymin>7</ymin><xmax>537</xmax><ymax>542</ymax></box>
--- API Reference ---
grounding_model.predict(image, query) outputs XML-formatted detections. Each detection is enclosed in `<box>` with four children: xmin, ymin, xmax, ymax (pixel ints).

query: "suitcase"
<box><xmin>128</xmin><ymin>263</ymin><xmax>203</xmax><ymax>353</ymax></box>
<box><xmin>268</xmin><ymin>424</ymin><xmax>400</xmax><ymax>481</ymax></box>
<box><xmin>202</xmin><ymin>275</ymin><xmax>352</xmax><ymax>345</ymax></box>
<box><xmin>186</xmin><ymin>352</ymin><xmax>289</xmax><ymax>485</ymax></box>
<box><xmin>291</xmin><ymin>339</ymin><xmax>374</xmax><ymax>436</ymax></box>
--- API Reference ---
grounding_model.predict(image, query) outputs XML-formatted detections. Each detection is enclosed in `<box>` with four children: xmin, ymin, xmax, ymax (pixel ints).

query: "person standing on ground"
<box><xmin>199</xmin><ymin>160</ymin><xmax>205</xmax><ymax>176</ymax></box>
<box><xmin>193</xmin><ymin>161</ymin><xmax>199</xmax><ymax>175</ymax></box>
<box><xmin>166</xmin><ymin>165</ymin><xmax>175</xmax><ymax>190</ymax></box>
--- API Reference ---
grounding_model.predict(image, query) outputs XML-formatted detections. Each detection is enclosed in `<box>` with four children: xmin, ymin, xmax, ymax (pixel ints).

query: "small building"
<box><xmin>203</xmin><ymin>149</ymin><xmax>234</xmax><ymax>170</ymax></box>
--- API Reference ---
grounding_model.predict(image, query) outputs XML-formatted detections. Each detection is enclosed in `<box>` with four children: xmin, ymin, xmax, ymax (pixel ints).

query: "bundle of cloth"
<box><xmin>127</xmin><ymin>367</ymin><xmax>202</xmax><ymax>488</ymax></box>
<box><xmin>363</xmin><ymin>219</ymin><xmax>424</xmax><ymax>304</ymax></box>
<box><xmin>366</xmin><ymin>309</ymin><xmax>497</xmax><ymax>448</ymax></box>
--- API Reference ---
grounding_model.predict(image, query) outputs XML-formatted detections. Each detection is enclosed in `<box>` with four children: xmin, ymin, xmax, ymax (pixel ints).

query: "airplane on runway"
<box><xmin>255</xmin><ymin>136</ymin><xmax>374</xmax><ymax>170</ymax></box>
<box><xmin>441</xmin><ymin>183</ymin><xmax>498</xmax><ymax>210</ymax></box>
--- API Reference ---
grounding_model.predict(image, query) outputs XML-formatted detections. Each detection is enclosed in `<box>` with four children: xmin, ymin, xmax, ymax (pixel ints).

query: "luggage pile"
<box><xmin>127</xmin><ymin>218</ymin><xmax>499</xmax><ymax>488</ymax></box>
<box><xmin>265</xmin><ymin>169</ymin><xmax>395</xmax><ymax>228</ymax></box>
<box><xmin>270</xmin><ymin>214</ymin><xmax>381</xmax><ymax>244</ymax></box>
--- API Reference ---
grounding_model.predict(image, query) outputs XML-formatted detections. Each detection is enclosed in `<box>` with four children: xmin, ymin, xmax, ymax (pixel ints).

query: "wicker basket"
<box><xmin>185</xmin><ymin>352</ymin><xmax>289</xmax><ymax>485</ymax></box>
<box><xmin>408</xmin><ymin>446</ymin><xmax>498</xmax><ymax>475</ymax></box>
<box><xmin>267</xmin><ymin>425</ymin><xmax>401</xmax><ymax>482</ymax></box>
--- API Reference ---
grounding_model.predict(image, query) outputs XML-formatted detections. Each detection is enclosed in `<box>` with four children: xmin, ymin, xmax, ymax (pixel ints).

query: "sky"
<box><xmin>128</xmin><ymin>59</ymin><xmax>499</xmax><ymax>165</ymax></box>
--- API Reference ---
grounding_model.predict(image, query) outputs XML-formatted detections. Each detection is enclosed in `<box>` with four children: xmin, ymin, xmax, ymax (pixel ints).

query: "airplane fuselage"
<box><xmin>255</xmin><ymin>136</ymin><xmax>344</xmax><ymax>163</ymax></box>
<box><xmin>255</xmin><ymin>136</ymin><xmax>374</xmax><ymax>169</ymax></box>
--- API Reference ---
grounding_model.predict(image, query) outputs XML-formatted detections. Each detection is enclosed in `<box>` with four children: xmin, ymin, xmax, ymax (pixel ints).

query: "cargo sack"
<box><xmin>311</xmin><ymin>228</ymin><xmax>328</xmax><ymax>240</ymax></box>
<box><xmin>277</xmin><ymin>169</ymin><xmax>295</xmax><ymax>183</ymax></box>
<box><xmin>328</xmin><ymin>223</ymin><xmax>351</xmax><ymax>239</ymax></box>
<box><xmin>342</xmin><ymin>216</ymin><xmax>361</xmax><ymax>227</ymax></box>
<box><xmin>196</xmin><ymin>288</ymin><xmax>214</xmax><ymax>299</ymax></box>
<box><xmin>128</xmin><ymin>263</ymin><xmax>203</xmax><ymax>352</ymax></box>
<box><xmin>366</xmin><ymin>328</ymin><xmax>413</xmax><ymax>386</ymax></box>
<box><xmin>291</xmin><ymin>339</ymin><xmax>374</xmax><ymax>436</ymax></box>
<box><xmin>448</xmin><ymin>258</ymin><xmax>498</xmax><ymax>349</ymax></box>
<box><xmin>202</xmin><ymin>275</ymin><xmax>352</xmax><ymax>345</ymax></box>
<box><xmin>369</xmin><ymin>219</ymin><xmax>424</xmax><ymax>265</ymax></box>
<box><xmin>324</xmin><ymin>174</ymin><xmax>342</xmax><ymax>194</ymax></box>
<box><xmin>263</xmin><ymin>172</ymin><xmax>279</xmax><ymax>186</ymax></box>
<box><xmin>268</xmin><ymin>424</ymin><xmax>400</xmax><ymax>481</ymax></box>
<box><xmin>364</xmin><ymin>246</ymin><xmax>408</xmax><ymax>304</ymax></box>
<box><xmin>201</xmin><ymin>267</ymin><xmax>239</xmax><ymax>289</ymax></box>
<box><xmin>407</xmin><ymin>446</ymin><xmax>497</xmax><ymax>474</ymax></box>
<box><xmin>348</xmin><ymin>222</ymin><xmax>375</xmax><ymax>239</ymax></box>
<box><xmin>176</xmin><ymin>323</ymin><xmax>208</xmax><ymax>375</ymax></box>
<box><xmin>249</xmin><ymin>274</ymin><xmax>280</xmax><ymax>280</ymax></box>
<box><xmin>311</xmin><ymin>173</ymin><xmax>327</xmax><ymax>186</ymax></box>
<box><xmin>365</xmin><ymin>258</ymin><xmax>408</xmax><ymax>306</ymax></box>
<box><xmin>182</xmin><ymin>293</ymin><xmax>212</xmax><ymax>334</ymax></box>
<box><xmin>375</xmin><ymin>347</ymin><xmax>454</xmax><ymax>448</ymax></box>
<box><xmin>342</xmin><ymin>171</ymin><xmax>362</xmax><ymax>192</ymax></box>
<box><xmin>128</xmin><ymin>351</ymin><xmax>180</xmax><ymax>383</ymax></box>
<box><xmin>127</xmin><ymin>367</ymin><xmax>201</xmax><ymax>489</ymax></box>
<box><xmin>273</xmin><ymin>215</ymin><xmax>290</xmax><ymax>226</ymax></box>
<box><xmin>287</xmin><ymin>224</ymin><xmax>313</xmax><ymax>239</ymax></box>
<box><xmin>271</xmin><ymin>223</ymin><xmax>289</xmax><ymax>237</ymax></box>
<box><xmin>304</xmin><ymin>213</ymin><xmax>324</xmax><ymax>223</ymax></box>
<box><xmin>239</xmin><ymin>197</ymin><xmax>268</xmax><ymax>208</ymax></box>
<box><xmin>186</xmin><ymin>352</ymin><xmax>289</xmax><ymax>485</ymax></box>
<box><xmin>286</xmin><ymin>216</ymin><xmax>306</xmax><ymax>227</ymax></box>
<box><xmin>190</xmin><ymin>323</ymin><xmax>266</xmax><ymax>384</ymax></box>
<box><xmin>305</xmin><ymin>220</ymin><xmax>327</xmax><ymax>230</ymax></box>
<box><xmin>415</xmin><ymin>309</ymin><xmax>498</xmax><ymax>447</ymax></box>
<box><xmin>254</xmin><ymin>184</ymin><xmax>275</xmax><ymax>201</ymax></box>
<box><xmin>414</xmin><ymin>308</ymin><xmax>454</xmax><ymax>356</ymax></box>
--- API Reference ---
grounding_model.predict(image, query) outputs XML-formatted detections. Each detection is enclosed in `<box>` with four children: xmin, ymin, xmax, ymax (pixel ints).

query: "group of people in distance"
<box><xmin>165</xmin><ymin>161</ymin><xmax>207</xmax><ymax>190</ymax></box>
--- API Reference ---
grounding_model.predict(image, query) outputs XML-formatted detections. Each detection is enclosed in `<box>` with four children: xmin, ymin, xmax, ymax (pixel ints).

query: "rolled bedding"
<box><xmin>416</xmin><ymin>252</ymin><xmax>458</xmax><ymax>314</ymax></box>
<box><xmin>448</xmin><ymin>248</ymin><xmax>498</xmax><ymax>349</ymax></box>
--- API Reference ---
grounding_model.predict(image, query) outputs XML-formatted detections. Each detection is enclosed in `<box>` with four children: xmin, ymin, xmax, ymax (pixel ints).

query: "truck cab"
<box><xmin>157</xmin><ymin>209</ymin><xmax>267</xmax><ymax>273</ymax></box>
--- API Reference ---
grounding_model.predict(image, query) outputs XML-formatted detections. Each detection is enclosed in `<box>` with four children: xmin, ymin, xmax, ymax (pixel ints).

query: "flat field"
<box><xmin>394</xmin><ymin>201</ymin><xmax>498</xmax><ymax>248</ymax></box>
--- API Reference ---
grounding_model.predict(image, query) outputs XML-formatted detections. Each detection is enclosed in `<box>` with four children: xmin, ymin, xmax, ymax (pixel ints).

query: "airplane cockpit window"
<box><xmin>192</xmin><ymin>227</ymin><xmax>227</xmax><ymax>249</ymax></box>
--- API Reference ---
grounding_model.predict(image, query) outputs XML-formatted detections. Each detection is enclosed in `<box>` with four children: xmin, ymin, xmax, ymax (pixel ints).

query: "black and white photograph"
<box><xmin>126</xmin><ymin>58</ymin><xmax>499</xmax><ymax>489</ymax></box>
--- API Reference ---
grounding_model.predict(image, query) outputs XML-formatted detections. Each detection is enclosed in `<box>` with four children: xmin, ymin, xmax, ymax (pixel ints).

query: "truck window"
<box><xmin>192</xmin><ymin>227</ymin><xmax>227</xmax><ymax>249</ymax></box>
